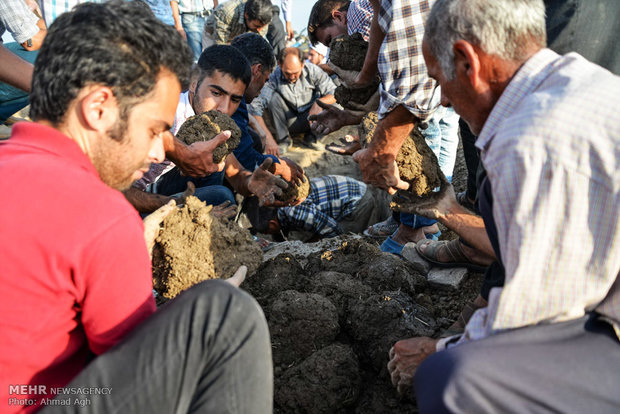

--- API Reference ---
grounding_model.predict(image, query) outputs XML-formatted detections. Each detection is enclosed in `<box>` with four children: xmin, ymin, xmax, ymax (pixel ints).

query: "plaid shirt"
<box><xmin>347</xmin><ymin>0</ymin><xmax>372</xmax><ymax>41</ymax></box>
<box><xmin>439</xmin><ymin>49</ymin><xmax>620</xmax><ymax>350</ymax></box>
<box><xmin>377</xmin><ymin>0</ymin><xmax>440</xmax><ymax>121</ymax></box>
<box><xmin>278</xmin><ymin>175</ymin><xmax>367</xmax><ymax>237</ymax></box>
<box><xmin>203</xmin><ymin>0</ymin><xmax>268</xmax><ymax>45</ymax></box>
<box><xmin>0</xmin><ymin>0</ymin><xmax>39</xmax><ymax>44</ymax></box>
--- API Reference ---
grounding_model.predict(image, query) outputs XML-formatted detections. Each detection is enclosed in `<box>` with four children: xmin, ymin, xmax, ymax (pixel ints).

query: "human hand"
<box><xmin>328</xmin><ymin>61</ymin><xmax>376</xmax><ymax>89</ymax></box>
<box><xmin>387</xmin><ymin>337</ymin><xmax>438</xmax><ymax>395</ymax></box>
<box><xmin>308</xmin><ymin>100</ymin><xmax>357</xmax><ymax>135</ymax></box>
<box><xmin>175</xmin><ymin>24</ymin><xmax>187</xmax><ymax>40</ymax></box>
<box><xmin>177</xmin><ymin>131</ymin><xmax>231</xmax><ymax>177</ymax></box>
<box><xmin>390</xmin><ymin>178</ymin><xmax>454</xmax><ymax>219</ymax></box>
<box><xmin>273</xmin><ymin>157</ymin><xmax>304</xmax><ymax>186</ymax></box>
<box><xmin>352</xmin><ymin>148</ymin><xmax>409</xmax><ymax>195</ymax></box>
<box><xmin>143</xmin><ymin>200</ymin><xmax>176</xmax><ymax>259</ymax></box>
<box><xmin>264</xmin><ymin>133</ymin><xmax>280</xmax><ymax>157</ymax></box>
<box><xmin>325</xmin><ymin>134</ymin><xmax>361</xmax><ymax>156</ymax></box>
<box><xmin>248</xmin><ymin>158</ymin><xmax>289</xmax><ymax>206</ymax></box>
<box><xmin>172</xmin><ymin>182</ymin><xmax>195</xmax><ymax>206</ymax></box>
<box><xmin>286</xmin><ymin>21</ymin><xmax>294</xmax><ymax>41</ymax></box>
<box><xmin>209</xmin><ymin>200</ymin><xmax>237</xmax><ymax>220</ymax></box>
<box><xmin>226</xmin><ymin>265</ymin><xmax>247</xmax><ymax>287</ymax></box>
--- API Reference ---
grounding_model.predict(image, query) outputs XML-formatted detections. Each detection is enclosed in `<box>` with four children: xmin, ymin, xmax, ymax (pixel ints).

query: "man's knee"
<box><xmin>414</xmin><ymin>350</ymin><xmax>456</xmax><ymax>413</ymax></box>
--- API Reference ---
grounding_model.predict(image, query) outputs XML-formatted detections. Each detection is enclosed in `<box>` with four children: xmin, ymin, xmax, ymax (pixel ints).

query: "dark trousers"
<box><xmin>415</xmin><ymin>314</ymin><xmax>620</xmax><ymax>414</ymax></box>
<box><xmin>42</xmin><ymin>280</ymin><xmax>273</xmax><ymax>413</ymax></box>
<box><xmin>459</xmin><ymin>118</ymin><xmax>480</xmax><ymax>202</ymax></box>
<box><xmin>268</xmin><ymin>92</ymin><xmax>312</xmax><ymax>142</ymax></box>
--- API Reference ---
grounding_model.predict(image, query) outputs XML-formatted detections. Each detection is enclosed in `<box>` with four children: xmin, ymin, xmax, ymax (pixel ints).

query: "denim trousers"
<box><xmin>400</xmin><ymin>106</ymin><xmax>460</xmax><ymax>229</ymax></box>
<box><xmin>41</xmin><ymin>280</ymin><xmax>273</xmax><ymax>413</ymax></box>
<box><xmin>151</xmin><ymin>167</ymin><xmax>235</xmax><ymax>206</ymax></box>
<box><xmin>181</xmin><ymin>14</ymin><xmax>206</xmax><ymax>62</ymax></box>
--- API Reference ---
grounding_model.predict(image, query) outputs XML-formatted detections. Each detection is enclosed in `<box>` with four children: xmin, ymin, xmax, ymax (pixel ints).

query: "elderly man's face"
<box><xmin>94</xmin><ymin>70</ymin><xmax>180</xmax><ymax>190</ymax></box>
<box><xmin>422</xmin><ymin>38</ymin><xmax>495</xmax><ymax>135</ymax></box>
<box><xmin>281</xmin><ymin>53</ymin><xmax>303</xmax><ymax>83</ymax></box>
<box><xmin>191</xmin><ymin>70</ymin><xmax>246</xmax><ymax>116</ymax></box>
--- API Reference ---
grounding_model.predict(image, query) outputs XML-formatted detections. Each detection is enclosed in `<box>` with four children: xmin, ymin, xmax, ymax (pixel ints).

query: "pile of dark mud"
<box><xmin>152</xmin><ymin>196</ymin><xmax>262</xmax><ymax>299</ymax></box>
<box><xmin>329</xmin><ymin>33</ymin><xmax>381</xmax><ymax>110</ymax></box>
<box><xmin>176</xmin><ymin>110</ymin><xmax>242</xmax><ymax>162</ymax></box>
<box><xmin>360</xmin><ymin>112</ymin><xmax>443</xmax><ymax>196</ymax></box>
<box><xmin>244</xmin><ymin>237</ymin><xmax>481</xmax><ymax>413</ymax></box>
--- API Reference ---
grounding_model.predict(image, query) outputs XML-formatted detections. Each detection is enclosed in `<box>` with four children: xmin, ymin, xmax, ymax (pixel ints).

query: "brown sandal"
<box><xmin>415</xmin><ymin>239</ymin><xmax>489</xmax><ymax>273</ymax></box>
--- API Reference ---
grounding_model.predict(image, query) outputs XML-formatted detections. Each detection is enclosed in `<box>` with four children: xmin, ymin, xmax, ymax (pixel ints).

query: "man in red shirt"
<box><xmin>0</xmin><ymin>1</ymin><xmax>272</xmax><ymax>413</ymax></box>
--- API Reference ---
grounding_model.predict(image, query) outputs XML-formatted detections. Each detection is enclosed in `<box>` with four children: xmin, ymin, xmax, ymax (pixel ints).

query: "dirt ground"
<box><xmin>241</xmin><ymin>126</ymin><xmax>481</xmax><ymax>413</ymax></box>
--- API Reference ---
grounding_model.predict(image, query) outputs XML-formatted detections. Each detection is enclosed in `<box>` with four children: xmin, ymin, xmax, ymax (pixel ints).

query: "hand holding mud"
<box><xmin>353</xmin><ymin>148</ymin><xmax>410</xmax><ymax>195</ymax></box>
<box><xmin>272</xmin><ymin>157</ymin><xmax>305</xmax><ymax>186</ymax></box>
<box><xmin>387</xmin><ymin>337</ymin><xmax>438</xmax><ymax>395</ymax></box>
<box><xmin>248</xmin><ymin>158</ymin><xmax>289</xmax><ymax>206</ymax></box>
<box><xmin>143</xmin><ymin>200</ymin><xmax>177</xmax><ymax>260</ymax></box>
<box><xmin>177</xmin><ymin>131</ymin><xmax>231</xmax><ymax>177</ymax></box>
<box><xmin>308</xmin><ymin>100</ymin><xmax>362</xmax><ymax>136</ymax></box>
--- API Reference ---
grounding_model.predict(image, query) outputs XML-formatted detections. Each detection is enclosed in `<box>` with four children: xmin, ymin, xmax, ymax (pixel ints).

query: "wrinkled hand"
<box><xmin>177</xmin><ymin>131</ymin><xmax>231</xmax><ymax>177</ymax></box>
<box><xmin>352</xmin><ymin>148</ymin><xmax>410</xmax><ymax>195</ymax></box>
<box><xmin>248</xmin><ymin>158</ymin><xmax>289</xmax><ymax>206</ymax></box>
<box><xmin>390</xmin><ymin>178</ymin><xmax>454</xmax><ymax>218</ymax></box>
<box><xmin>210</xmin><ymin>200</ymin><xmax>237</xmax><ymax>220</ymax></box>
<box><xmin>172</xmin><ymin>182</ymin><xmax>195</xmax><ymax>206</ymax></box>
<box><xmin>143</xmin><ymin>200</ymin><xmax>177</xmax><ymax>259</ymax></box>
<box><xmin>348</xmin><ymin>89</ymin><xmax>380</xmax><ymax>113</ymax></box>
<box><xmin>326</xmin><ymin>134</ymin><xmax>361</xmax><ymax>156</ymax></box>
<box><xmin>328</xmin><ymin>61</ymin><xmax>376</xmax><ymax>89</ymax></box>
<box><xmin>308</xmin><ymin>100</ymin><xmax>350</xmax><ymax>135</ymax></box>
<box><xmin>273</xmin><ymin>157</ymin><xmax>304</xmax><ymax>186</ymax></box>
<box><xmin>226</xmin><ymin>265</ymin><xmax>247</xmax><ymax>287</ymax></box>
<box><xmin>264</xmin><ymin>134</ymin><xmax>280</xmax><ymax>157</ymax></box>
<box><xmin>387</xmin><ymin>337</ymin><xmax>438</xmax><ymax>395</ymax></box>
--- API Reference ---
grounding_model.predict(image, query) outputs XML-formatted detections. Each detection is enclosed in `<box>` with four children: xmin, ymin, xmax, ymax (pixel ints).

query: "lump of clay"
<box><xmin>152</xmin><ymin>196</ymin><xmax>263</xmax><ymax>299</ymax></box>
<box><xmin>276</xmin><ymin>173</ymin><xmax>311</xmax><ymax>203</ymax></box>
<box><xmin>359</xmin><ymin>112</ymin><xmax>443</xmax><ymax>196</ymax></box>
<box><xmin>175</xmin><ymin>110</ymin><xmax>242</xmax><ymax>163</ymax></box>
<box><xmin>329</xmin><ymin>33</ymin><xmax>380</xmax><ymax>110</ymax></box>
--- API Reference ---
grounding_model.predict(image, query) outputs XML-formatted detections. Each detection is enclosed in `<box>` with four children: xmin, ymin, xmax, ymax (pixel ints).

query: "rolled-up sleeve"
<box><xmin>249</xmin><ymin>78</ymin><xmax>276</xmax><ymax>117</ymax></box>
<box><xmin>0</xmin><ymin>0</ymin><xmax>40</xmax><ymax>45</ymax></box>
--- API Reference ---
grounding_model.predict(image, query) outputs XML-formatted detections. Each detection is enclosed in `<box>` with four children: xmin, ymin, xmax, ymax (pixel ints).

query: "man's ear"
<box><xmin>332</xmin><ymin>10</ymin><xmax>346</xmax><ymax>24</ymax></box>
<box><xmin>252</xmin><ymin>63</ymin><xmax>263</xmax><ymax>77</ymax></box>
<box><xmin>452</xmin><ymin>40</ymin><xmax>481</xmax><ymax>89</ymax></box>
<box><xmin>79</xmin><ymin>86</ymin><xmax>119</xmax><ymax>133</ymax></box>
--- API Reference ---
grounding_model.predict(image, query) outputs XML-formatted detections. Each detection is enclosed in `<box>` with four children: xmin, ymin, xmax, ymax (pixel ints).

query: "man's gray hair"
<box><xmin>425</xmin><ymin>0</ymin><xmax>546</xmax><ymax>79</ymax></box>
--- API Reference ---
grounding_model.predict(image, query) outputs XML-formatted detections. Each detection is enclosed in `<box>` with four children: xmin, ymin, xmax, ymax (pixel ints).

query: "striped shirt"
<box><xmin>0</xmin><ymin>0</ymin><xmax>39</xmax><ymax>44</ymax></box>
<box><xmin>203</xmin><ymin>0</ymin><xmax>269</xmax><ymax>45</ymax></box>
<box><xmin>347</xmin><ymin>0</ymin><xmax>372</xmax><ymax>41</ymax></box>
<box><xmin>278</xmin><ymin>175</ymin><xmax>367</xmax><ymax>237</ymax></box>
<box><xmin>377</xmin><ymin>0</ymin><xmax>440</xmax><ymax>121</ymax></box>
<box><xmin>38</xmin><ymin>0</ymin><xmax>103</xmax><ymax>25</ymax></box>
<box><xmin>172</xmin><ymin>0</ymin><xmax>215</xmax><ymax>14</ymax></box>
<box><xmin>440</xmin><ymin>49</ymin><xmax>620</xmax><ymax>349</ymax></box>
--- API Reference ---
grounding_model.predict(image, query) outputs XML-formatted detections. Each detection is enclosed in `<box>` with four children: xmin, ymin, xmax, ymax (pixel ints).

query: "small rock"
<box><xmin>401</xmin><ymin>243</ymin><xmax>431</xmax><ymax>275</ymax></box>
<box><xmin>427</xmin><ymin>267</ymin><xmax>469</xmax><ymax>290</ymax></box>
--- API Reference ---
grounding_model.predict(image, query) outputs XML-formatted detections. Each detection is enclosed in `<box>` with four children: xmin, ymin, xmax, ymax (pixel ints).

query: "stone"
<box><xmin>401</xmin><ymin>242</ymin><xmax>432</xmax><ymax>275</ymax></box>
<box><xmin>427</xmin><ymin>267</ymin><xmax>469</xmax><ymax>290</ymax></box>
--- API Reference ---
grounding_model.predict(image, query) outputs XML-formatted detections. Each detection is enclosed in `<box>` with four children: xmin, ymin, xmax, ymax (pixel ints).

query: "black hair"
<box><xmin>230</xmin><ymin>32</ymin><xmax>276</xmax><ymax>72</ymax></box>
<box><xmin>245</xmin><ymin>0</ymin><xmax>273</xmax><ymax>25</ymax></box>
<box><xmin>278</xmin><ymin>47</ymin><xmax>304</xmax><ymax>65</ymax></box>
<box><xmin>243</xmin><ymin>196</ymin><xmax>277</xmax><ymax>234</ymax></box>
<box><xmin>29</xmin><ymin>0</ymin><xmax>193</xmax><ymax>127</ymax></box>
<box><xmin>307</xmin><ymin>0</ymin><xmax>350</xmax><ymax>45</ymax></box>
<box><xmin>195</xmin><ymin>44</ymin><xmax>252</xmax><ymax>92</ymax></box>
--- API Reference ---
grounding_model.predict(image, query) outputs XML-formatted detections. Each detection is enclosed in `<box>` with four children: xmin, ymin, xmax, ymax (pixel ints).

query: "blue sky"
<box><xmin>287</xmin><ymin>1</ymin><xmax>315</xmax><ymax>35</ymax></box>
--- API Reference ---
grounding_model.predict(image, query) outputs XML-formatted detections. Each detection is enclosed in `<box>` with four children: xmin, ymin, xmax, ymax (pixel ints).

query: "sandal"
<box><xmin>363</xmin><ymin>216</ymin><xmax>399</xmax><ymax>238</ymax></box>
<box><xmin>440</xmin><ymin>301</ymin><xmax>486</xmax><ymax>337</ymax></box>
<box><xmin>415</xmin><ymin>239</ymin><xmax>489</xmax><ymax>273</ymax></box>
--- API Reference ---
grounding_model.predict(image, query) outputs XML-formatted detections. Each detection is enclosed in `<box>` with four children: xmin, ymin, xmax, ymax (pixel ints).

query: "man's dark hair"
<box><xmin>195</xmin><ymin>44</ymin><xmax>252</xmax><ymax>91</ymax></box>
<box><xmin>231</xmin><ymin>32</ymin><xmax>276</xmax><ymax>72</ymax></box>
<box><xmin>30</xmin><ymin>0</ymin><xmax>193</xmax><ymax>127</ymax></box>
<box><xmin>245</xmin><ymin>0</ymin><xmax>273</xmax><ymax>25</ymax></box>
<box><xmin>308</xmin><ymin>0</ymin><xmax>350</xmax><ymax>45</ymax></box>
<box><xmin>278</xmin><ymin>47</ymin><xmax>304</xmax><ymax>65</ymax></box>
<box><xmin>243</xmin><ymin>196</ymin><xmax>277</xmax><ymax>234</ymax></box>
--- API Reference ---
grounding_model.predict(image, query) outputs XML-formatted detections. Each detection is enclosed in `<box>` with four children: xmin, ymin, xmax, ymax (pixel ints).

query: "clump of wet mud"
<box><xmin>152</xmin><ymin>196</ymin><xmax>262</xmax><ymax>299</ymax></box>
<box><xmin>245</xmin><ymin>237</ymin><xmax>480</xmax><ymax>413</ymax></box>
<box><xmin>175</xmin><ymin>110</ymin><xmax>242</xmax><ymax>163</ymax></box>
<box><xmin>329</xmin><ymin>33</ymin><xmax>380</xmax><ymax>110</ymax></box>
<box><xmin>276</xmin><ymin>173</ymin><xmax>311</xmax><ymax>203</ymax></box>
<box><xmin>360</xmin><ymin>112</ymin><xmax>443</xmax><ymax>196</ymax></box>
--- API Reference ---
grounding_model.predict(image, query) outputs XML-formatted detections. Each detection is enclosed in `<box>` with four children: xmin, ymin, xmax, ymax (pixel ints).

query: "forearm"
<box><xmin>253</xmin><ymin>115</ymin><xmax>274</xmax><ymax>141</ymax></box>
<box><xmin>318</xmin><ymin>94</ymin><xmax>337</xmax><ymax>105</ymax></box>
<box><xmin>368</xmin><ymin>105</ymin><xmax>415</xmax><ymax>161</ymax></box>
<box><xmin>358</xmin><ymin>3</ymin><xmax>384</xmax><ymax>83</ymax></box>
<box><xmin>0</xmin><ymin>45</ymin><xmax>33</xmax><ymax>92</ymax></box>
<box><xmin>21</xmin><ymin>19</ymin><xmax>47</xmax><ymax>51</ymax></box>
<box><xmin>170</xmin><ymin>1</ymin><xmax>182</xmax><ymax>29</ymax></box>
<box><xmin>224</xmin><ymin>154</ymin><xmax>253</xmax><ymax>196</ymax></box>
<box><xmin>123</xmin><ymin>187</ymin><xmax>173</xmax><ymax>214</ymax></box>
<box><xmin>437</xmin><ymin>204</ymin><xmax>495</xmax><ymax>258</ymax></box>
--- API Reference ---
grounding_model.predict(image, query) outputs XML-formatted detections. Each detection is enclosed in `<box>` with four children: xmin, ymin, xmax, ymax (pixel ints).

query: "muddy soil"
<box><xmin>360</xmin><ymin>112</ymin><xmax>443</xmax><ymax>196</ymax></box>
<box><xmin>175</xmin><ymin>110</ymin><xmax>242</xmax><ymax>163</ymax></box>
<box><xmin>329</xmin><ymin>33</ymin><xmax>380</xmax><ymax>110</ymax></box>
<box><xmin>244</xmin><ymin>237</ymin><xmax>482</xmax><ymax>413</ymax></box>
<box><xmin>276</xmin><ymin>173</ymin><xmax>311</xmax><ymax>203</ymax></box>
<box><xmin>152</xmin><ymin>196</ymin><xmax>262</xmax><ymax>299</ymax></box>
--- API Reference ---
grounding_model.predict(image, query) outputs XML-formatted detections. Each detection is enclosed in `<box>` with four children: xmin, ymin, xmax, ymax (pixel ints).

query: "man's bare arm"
<box><xmin>0</xmin><ymin>44</ymin><xmax>33</xmax><ymax>92</ymax></box>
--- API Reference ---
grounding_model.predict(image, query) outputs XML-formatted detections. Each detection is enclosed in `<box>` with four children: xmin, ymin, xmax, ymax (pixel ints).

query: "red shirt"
<box><xmin>0</xmin><ymin>123</ymin><xmax>157</xmax><ymax>413</ymax></box>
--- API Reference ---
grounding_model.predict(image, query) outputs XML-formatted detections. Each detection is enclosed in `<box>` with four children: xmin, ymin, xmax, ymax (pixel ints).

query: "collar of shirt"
<box><xmin>476</xmin><ymin>48</ymin><xmax>560</xmax><ymax>154</ymax></box>
<box><xmin>6</xmin><ymin>122</ymin><xmax>98</xmax><ymax>178</ymax></box>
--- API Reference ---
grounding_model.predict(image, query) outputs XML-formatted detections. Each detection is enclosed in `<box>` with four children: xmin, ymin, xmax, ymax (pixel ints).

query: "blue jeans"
<box><xmin>400</xmin><ymin>106</ymin><xmax>460</xmax><ymax>229</ymax></box>
<box><xmin>181</xmin><ymin>14</ymin><xmax>206</xmax><ymax>61</ymax></box>
<box><xmin>0</xmin><ymin>43</ymin><xmax>37</xmax><ymax>123</ymax></box>
<box><xmin>151</xmin><ymin>167</ymin><xmax>235</xmax><ymax>206</ymax></box>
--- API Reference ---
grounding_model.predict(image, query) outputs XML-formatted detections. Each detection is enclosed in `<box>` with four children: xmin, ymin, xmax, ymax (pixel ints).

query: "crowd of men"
<box><xmin>0</xmin><ymin>0</ymin><xmax>618</xmax><ymax>413</ymax></box>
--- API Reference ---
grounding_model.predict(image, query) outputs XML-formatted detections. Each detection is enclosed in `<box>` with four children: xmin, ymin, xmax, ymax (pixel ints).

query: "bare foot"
<box><xmin>326</xmin><ymin>134</ymin><xmax>361</xmax><ymax>155</ymax></box>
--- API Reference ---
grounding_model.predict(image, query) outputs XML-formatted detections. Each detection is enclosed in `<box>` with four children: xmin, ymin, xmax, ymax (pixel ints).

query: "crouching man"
<box><xmin>0</xmin><ymin>2</ymin><xmax>272</xmax><ymax>412</ymax></box>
